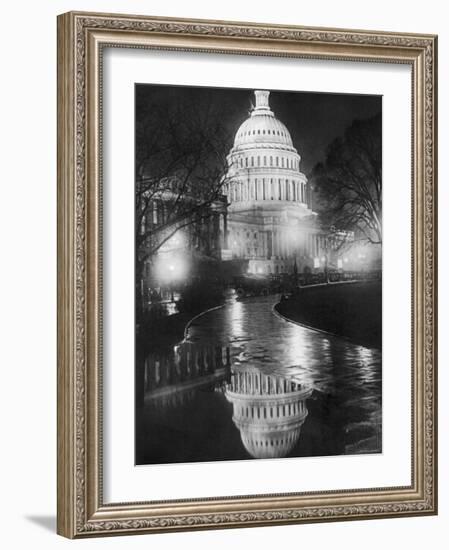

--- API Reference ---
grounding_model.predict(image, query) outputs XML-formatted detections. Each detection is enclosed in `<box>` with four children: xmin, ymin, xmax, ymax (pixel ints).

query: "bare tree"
<box><xmin>311</xmin><ymin>113</ymin><xmax>382</xmax><ymax>245</ymax></box>
<box><xmin>135</xmin><ymin>87</ymin><xmax>238</xmax><ymax>311</ymax></box>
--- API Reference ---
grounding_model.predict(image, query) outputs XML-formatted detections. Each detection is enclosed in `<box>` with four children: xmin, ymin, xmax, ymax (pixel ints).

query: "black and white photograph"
<box><xmin>135</xmin><ymin>84</ymin><xmax>382</xmax><ymax>466</ymax></box>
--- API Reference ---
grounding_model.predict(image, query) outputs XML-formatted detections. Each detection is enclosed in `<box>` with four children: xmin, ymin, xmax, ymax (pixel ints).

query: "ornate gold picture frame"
<box><xmin>57</xmin><ymin>11</ymin><xmax>437</xmax><ymax>538</ymax></box>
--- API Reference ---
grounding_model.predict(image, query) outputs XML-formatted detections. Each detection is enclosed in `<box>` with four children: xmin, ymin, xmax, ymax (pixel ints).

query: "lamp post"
<box><xmin>292</xmin><ymin>256</ymin><xmax>298</xmax><ymax>288</ymax></box>
<box><xmin>168</xmin><ymin>263</ymin><xmax>175</xmax><ymax>301</ymax></box>
<box><xmin>156</xmin><ymin>231</ymin><xmax>188</xmax><ymax>303</ymax></box>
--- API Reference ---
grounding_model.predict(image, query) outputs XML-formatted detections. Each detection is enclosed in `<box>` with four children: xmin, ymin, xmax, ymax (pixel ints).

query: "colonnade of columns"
<box><xmin>235</xmin><ymin>399</ymin><xmax>307</xmax><ymax>422</ymax></box>
<box><xmin>229</xmin><ymin>178</ymin><xmax>308</xmax><ymax>205</ymax></box>
<box><xmin>230</xmin><ymin>370</ymin><xmax>302</xmax><ymax>395</ymax></box>
<box><xmin>270</xmin><ymin>229</ymin><xmax>324</xmax><ymax>260</ymax></box>
<box><xmin>140</xmin><ymin>200</ymin><xmax>229</xmax><ymax>256</ymax></box>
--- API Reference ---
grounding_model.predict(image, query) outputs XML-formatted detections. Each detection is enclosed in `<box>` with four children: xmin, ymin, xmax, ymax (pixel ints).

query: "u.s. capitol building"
<box><xmin>224</xmin><ymin>90</ymin><xmax>327</xmax><ymax>275</ymax></box>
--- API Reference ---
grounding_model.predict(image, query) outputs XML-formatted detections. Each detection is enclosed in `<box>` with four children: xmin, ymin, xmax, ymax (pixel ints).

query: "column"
<box><xmin>223</xmin><ymin>213</ymin><xmax>228</xmax><ymax>248</ymax></box>
<box><xmin>213</xmin><ymin>213</ymin><xmax>220</xmax><ymax>251</ymax></box>
<box><xmin>219</xmin><ymin>213</ymin><xmax>224</xmax><ymax>250</ymax></box>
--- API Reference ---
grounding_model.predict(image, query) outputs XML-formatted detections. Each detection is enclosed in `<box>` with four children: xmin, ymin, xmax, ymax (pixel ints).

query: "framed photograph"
<box><xmin>57</xmin><ymin>11</ymin><xmax>438</xmax><ymax>538</ymax></box>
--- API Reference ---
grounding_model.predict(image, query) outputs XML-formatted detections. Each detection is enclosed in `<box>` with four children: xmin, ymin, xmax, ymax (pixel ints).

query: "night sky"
<box><xmin>136</xmin><ymin>83</ymin><xmax>381</xmax><ymax>176</ymax></box>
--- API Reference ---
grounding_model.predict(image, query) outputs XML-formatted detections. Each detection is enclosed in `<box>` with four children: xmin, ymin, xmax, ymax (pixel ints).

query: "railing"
<box><xmin>143</xmin><ymin>344</ymin><xmax>231</xmax><ymax>393</ymax></box>
<box><xmin>232</xmin><ymin>270</ymin><xmax>381</xmax><ymax>297</ymax></box>
<box><xmin>299</xmin><ymin>269</ymin><xmax>382</xmax><ymax>286</ymax></box>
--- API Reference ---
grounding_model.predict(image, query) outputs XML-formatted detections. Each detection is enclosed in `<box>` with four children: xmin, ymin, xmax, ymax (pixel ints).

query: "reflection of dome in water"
<box><xmin>225</xmin><ymin>369</ymin><xmax>312</xmax><ymax>459</ymax></box>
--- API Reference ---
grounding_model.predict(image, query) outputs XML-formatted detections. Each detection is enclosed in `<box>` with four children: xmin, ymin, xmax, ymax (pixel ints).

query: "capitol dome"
<box><xmin>223</xmin><ymin>89</ymin><xmax>317</xmax><ymax>277</ymax></box>
<box><xmin>233</xmin><ymin>90</ymin><xmax>294</xmax><ymax>149</ymax></box>
<box><xmin>224</xmin><ymin>90</ymin><xmax>308</xmax><ymax>208</ymax></box>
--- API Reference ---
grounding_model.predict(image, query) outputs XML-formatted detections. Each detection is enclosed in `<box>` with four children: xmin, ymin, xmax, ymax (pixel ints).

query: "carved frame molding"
<box><xmin>57</xmin><ymin>11</ymin><xmax>437</xmax><ymax>538</ymax></box>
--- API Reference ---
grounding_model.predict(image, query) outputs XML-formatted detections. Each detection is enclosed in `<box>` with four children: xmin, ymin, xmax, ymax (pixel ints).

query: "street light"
<box><xmin>154</xmin><ymin>252</ymin><xmax>189</xmax><ymax>303</ymax></box>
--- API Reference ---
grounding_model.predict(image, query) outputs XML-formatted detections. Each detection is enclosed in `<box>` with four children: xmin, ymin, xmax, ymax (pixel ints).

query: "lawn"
<box><xmin>275</xmin><ymin>281</ymin><xmax>381</xmax><ymax>349</ymax></box>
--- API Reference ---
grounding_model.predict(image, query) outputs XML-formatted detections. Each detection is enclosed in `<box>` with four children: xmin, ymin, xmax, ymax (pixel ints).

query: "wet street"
<box><xmin>136</xmin><ymin>295</ymin><xmax>382</xmax><ymax>465</ymax></box>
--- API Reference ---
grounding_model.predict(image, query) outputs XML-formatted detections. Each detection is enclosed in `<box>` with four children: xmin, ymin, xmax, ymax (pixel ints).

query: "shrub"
<box><xmin>177</xmin><ymin>281</ymin><xmax>224</xmax><ymax>314</ymax></box>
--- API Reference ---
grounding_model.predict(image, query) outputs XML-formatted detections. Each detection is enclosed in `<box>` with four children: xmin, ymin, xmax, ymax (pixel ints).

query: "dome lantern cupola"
<box><xmin>231</xmin><ymin>90</ymin><xmax>295</xmax><ymax>150</ymax></box>
<box><xmin>253</xmin><ymin>90</ymin><xmax>272</xmax><ymax>114</ymax></box>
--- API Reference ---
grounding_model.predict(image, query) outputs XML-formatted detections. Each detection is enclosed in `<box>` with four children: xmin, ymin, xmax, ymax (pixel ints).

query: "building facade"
<box><xmin>224</xmin><ymin>90</ymin><xmax>328</xmax><ymax>275</ymax></box>
<box><xmin>138</xmin><ymin>185</ymin><xmax>229</xmax><ymax>296</ymax></box>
